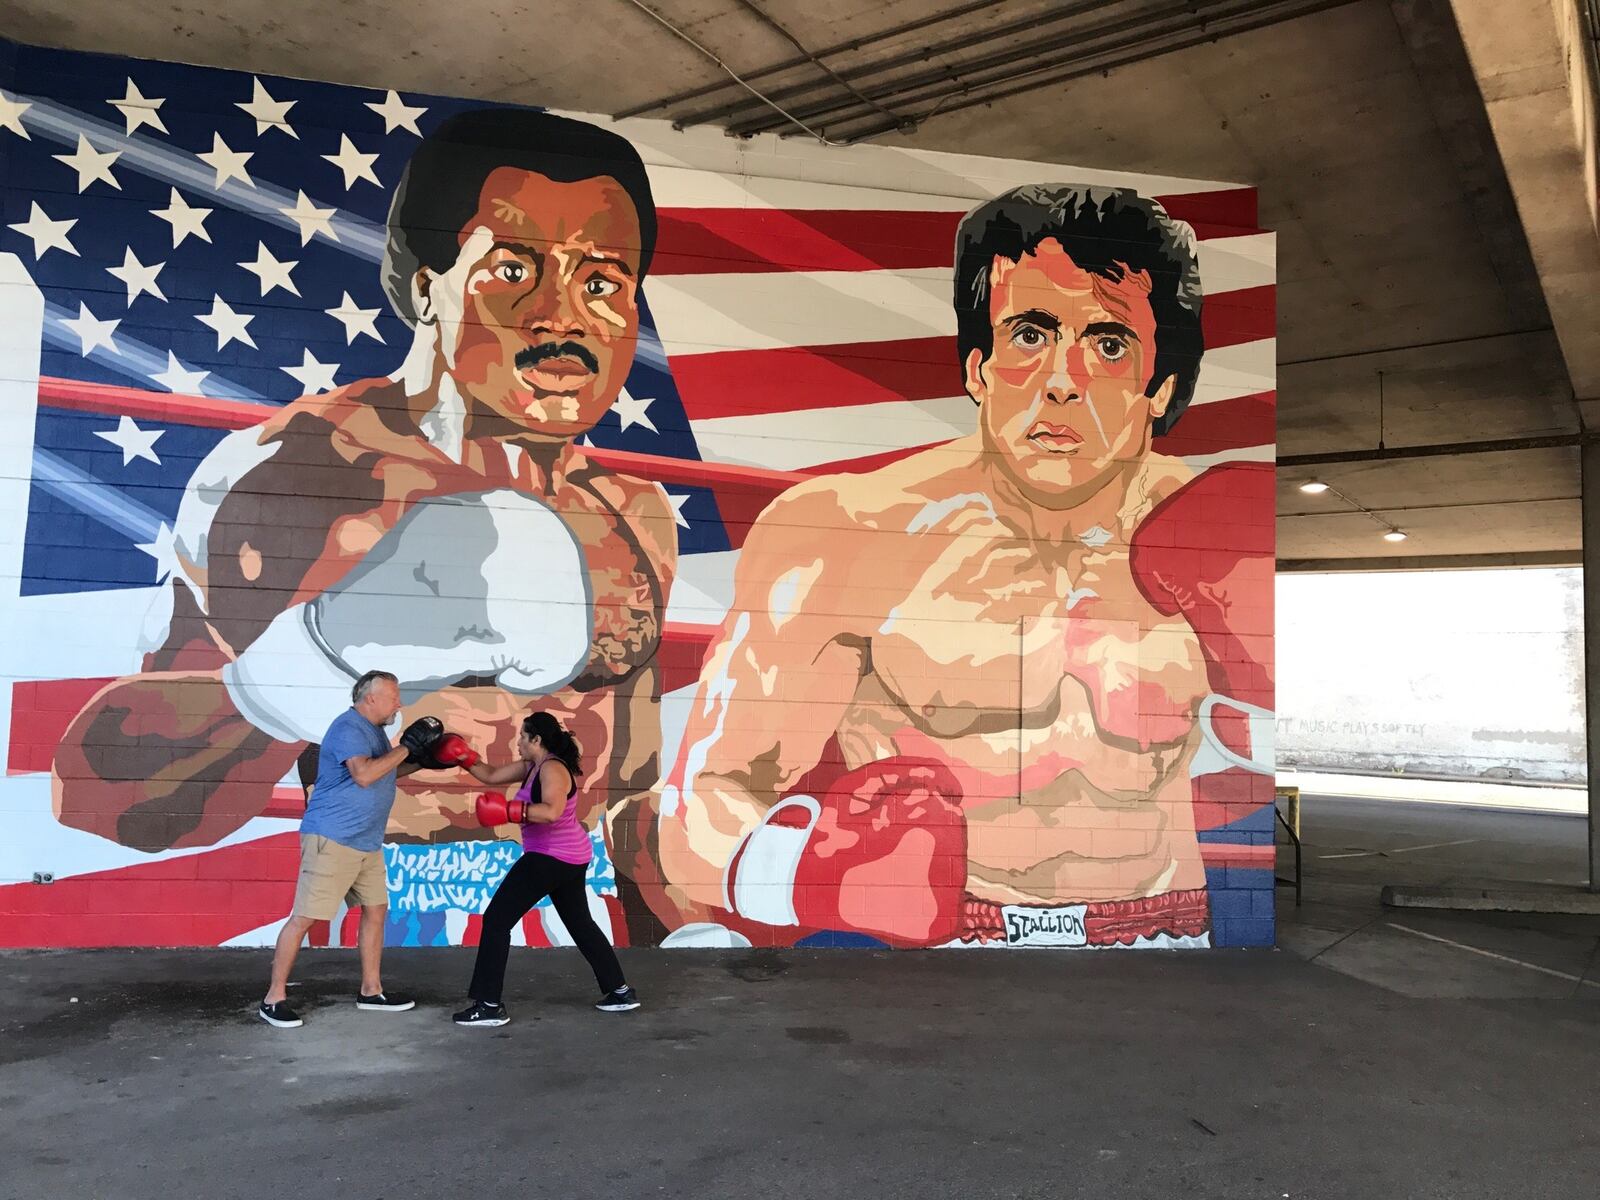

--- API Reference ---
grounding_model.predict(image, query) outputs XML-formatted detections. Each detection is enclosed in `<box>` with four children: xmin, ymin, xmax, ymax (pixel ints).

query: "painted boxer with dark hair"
<box><xmin>52</xmin><ymin>109</ymin><xmax>677</xmax><ymax>927</ymax></box>
<box><xmin>617</xmin><ymin>184</ymin><xmax>1273</xmax><ymax>950</ymax></box>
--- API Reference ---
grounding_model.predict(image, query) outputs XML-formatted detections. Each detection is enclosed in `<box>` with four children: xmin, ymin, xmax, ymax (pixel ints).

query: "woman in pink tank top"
<box><xmin>450</xmin><ymin>711</ymin><xmax>638</xmax><ymax>1027</ymax></box>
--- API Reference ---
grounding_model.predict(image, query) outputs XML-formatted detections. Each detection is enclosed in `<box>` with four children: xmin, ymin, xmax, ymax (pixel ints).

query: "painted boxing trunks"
<box><xmin>955</xmin><ymin>887</ymin><xmax>1210</xmax><ymax>948</ymax></box>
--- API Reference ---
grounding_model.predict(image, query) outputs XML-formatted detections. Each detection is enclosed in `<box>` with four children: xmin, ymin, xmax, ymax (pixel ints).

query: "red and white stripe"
<box><xmin>643</xmin><ymin>182</ymin><xmax>1273</xmax><ymax>476</ymax></box>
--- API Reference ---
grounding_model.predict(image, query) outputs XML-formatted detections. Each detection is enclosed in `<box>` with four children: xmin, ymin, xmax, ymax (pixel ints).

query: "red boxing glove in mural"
<box><xmin>1131</xmin><ymin>461</ymin><xmax>1276</xmax><ymax>828</ymax></box>
<box><xmin>1130</xmin><ymin>461</ymin><xmax>1275</xmax><ymax>772</ymax></box>
<box><xmin>720</xmin><ymin>758</ymin><xmax>968</xmax><ymax>948</ymax></box>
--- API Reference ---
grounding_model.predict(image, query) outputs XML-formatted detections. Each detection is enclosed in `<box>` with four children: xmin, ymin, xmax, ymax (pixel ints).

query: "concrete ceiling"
<box><xmin>7</xmin><ymin>0</ymin><xmax>1598</xmax><ymax>570</ymax></box>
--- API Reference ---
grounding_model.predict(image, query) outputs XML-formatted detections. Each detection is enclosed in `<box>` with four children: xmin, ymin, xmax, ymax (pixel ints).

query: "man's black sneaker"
<box><xmin>355</xmin><ymin>992</ymin><xmax>415</xmax><ymax>1012</ymax></box>
<box><xmin>453</xmin><ymin>1000</ymin><xmax>510</xmax><ymax>1027</ymax></box>
<box><xmin>258</xmin><ymin>1000</ymin><xmax>302</xmax><ymax>1028</ymax></box>
<box><xmin>595</xmin><ymin>986</ymin><xmax>640</xmax><ymax>1012</ymax></box>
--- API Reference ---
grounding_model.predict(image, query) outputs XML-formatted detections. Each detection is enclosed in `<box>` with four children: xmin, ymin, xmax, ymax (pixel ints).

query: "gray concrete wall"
<box><xmin>1276</xmin><ymin>568</ymin><xmax>1586</xmax><ymax>783</ymax></box>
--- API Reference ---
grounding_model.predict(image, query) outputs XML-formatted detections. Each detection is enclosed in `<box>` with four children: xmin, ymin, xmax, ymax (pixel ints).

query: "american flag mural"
<box><xmin>0</xmin><ymin>36</ymin><xmax>1275</xmax><ymax>951</ymax></box>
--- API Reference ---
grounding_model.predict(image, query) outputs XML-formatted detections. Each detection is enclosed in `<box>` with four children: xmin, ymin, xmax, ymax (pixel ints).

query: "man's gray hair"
<box><xmin>352</xmin><ymin>670</ymin><xmax>399</xmax><ymax>705</ymax></box>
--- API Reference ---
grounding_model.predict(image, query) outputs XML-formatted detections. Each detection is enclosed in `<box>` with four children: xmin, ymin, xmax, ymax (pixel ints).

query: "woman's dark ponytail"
<box><xmin>523</xmin><ymin>710</ymin><xmax>582</xmax><ymax>777</ymax></box>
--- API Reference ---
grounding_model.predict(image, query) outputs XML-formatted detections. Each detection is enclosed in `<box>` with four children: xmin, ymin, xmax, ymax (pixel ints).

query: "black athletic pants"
<box><xmin>468</xmin><ymin>851</ymin><xmax>625</xmax><ymax>1003</ymax></box>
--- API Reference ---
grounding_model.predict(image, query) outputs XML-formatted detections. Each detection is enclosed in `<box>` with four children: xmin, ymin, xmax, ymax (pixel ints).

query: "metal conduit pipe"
<box><xmin>733</xmin><ymin>0</ymin><xmax>1346</xmax><ymax>138</ymax></box>
<box><xmin>619</xmin><ymin>0</ymin><xmax>848</xmax><ymax>143</ymax></box>
<box><xmin>727</xmin><ymin>0</ymin><xmax>1244</xmax><ymax>137</ymax></box>
<box><xmin>672</xmin><ymin>0</ymin><xmax>1140</xmax><ymax>128</ymax></box>
<box><xmin>613</xmin><ymin>0</ymin><xmax>1012</xmax><ymax>119</ymax></box>
<box><xmin>1278</xmin><ymin>433</ymin><xmax>1587</xmax><ymax>468</ymax></box>
<box><xmin>823</xmin><ymin>0</ymin><xmax>1361</xmax><ymax>142</ymax></box>
<box><xmin>727</xmin><ymin>0</ymin><xmax>906</xmax><ymax>128</ymax></box>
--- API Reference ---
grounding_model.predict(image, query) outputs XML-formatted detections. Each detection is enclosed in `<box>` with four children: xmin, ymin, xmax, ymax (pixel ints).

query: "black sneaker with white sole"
<box><xmin>595</xmin><ymin>986</ymin><xmax>640</xmax><ymax>1012</ymax></box>
<box><xmin>453</xmin><ymin>1000</ymin><xmax>510</xmax><ymax>1027</ymax></box>
<box><xmin>258</xmin><ymin>1000</ymin><xmax>303</xmax><ymax>1028</ymax></box>
<box><xmin>356</xmin><ymin>992</ymin><xmax>415</xmax><ymax>1012</ymax></box>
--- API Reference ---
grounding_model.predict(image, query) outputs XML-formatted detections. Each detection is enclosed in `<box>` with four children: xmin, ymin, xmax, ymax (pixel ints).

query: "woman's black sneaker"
<box><xmin>258</xmin><ymin>1000</ymin><xmax>302</xmax><ymax>1028</ymax></box>
<box><xmin>596</xmin><ymin>986</ymin><xmax>640</xmax><ymax>1012</ymax></box>
<box><xmin>453</xmin><ymin>1000</ymin><xmax>509</xmax><ymax>1027</ymax></box>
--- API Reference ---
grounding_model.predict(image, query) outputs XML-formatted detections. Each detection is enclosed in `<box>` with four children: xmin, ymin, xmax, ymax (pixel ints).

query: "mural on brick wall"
<box><xmin>0</xmin><ymin>38</ymin><xmax>1276</xmax><ymax>951</ymax></box>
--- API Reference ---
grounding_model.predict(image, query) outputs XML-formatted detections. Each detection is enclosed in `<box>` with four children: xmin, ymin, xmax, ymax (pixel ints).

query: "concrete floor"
<box><xmin>1279</xmin><ymin>794</ymin><xmax>1600</xmax><ymax>998</ymax></box>
<box><xmin>5</xmin><ymin>795</ymin><xmax>1599</xmax><ymax>1200</ymax></box>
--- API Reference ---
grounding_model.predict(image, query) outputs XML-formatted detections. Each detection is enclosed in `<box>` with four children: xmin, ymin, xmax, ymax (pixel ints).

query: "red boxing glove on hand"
<box><xmin>725</xmin><ymin>757</ymin><xmax>968</xmax><ymax>948</ymax></box>
<box><xmin>1130</xmin><ymin>462</ymin><xmax>1274</xmax><ymax>771</ymax></box>
<box><xmin>474</xmin><ymin>792</ymin><xmax>527</xmax><ymax>827</ymax></box>
<box><xmin>433</xmin><ymin>734</ymin><xmax>480</xmax><ymax>769</ymax></box>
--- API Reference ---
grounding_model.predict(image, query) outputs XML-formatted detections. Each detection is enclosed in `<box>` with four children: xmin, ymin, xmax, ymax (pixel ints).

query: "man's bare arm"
<box><xmin>654</xmin><ymin>485</ymin><xmax>873</xmax><ymax>912</ymax></box>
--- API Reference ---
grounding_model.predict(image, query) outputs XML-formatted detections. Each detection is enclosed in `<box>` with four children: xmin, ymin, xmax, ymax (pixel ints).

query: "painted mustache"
<box><xmin>515</xmin><ymin>341</ymin><xmax>600</xmax><ymax>374</ymax></box>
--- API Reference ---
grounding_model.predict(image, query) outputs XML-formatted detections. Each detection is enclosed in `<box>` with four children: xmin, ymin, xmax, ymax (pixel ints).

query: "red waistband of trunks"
<box><xmin>958</xmin><ymin>887</ymin><xmax>1210</xmax><ymax>946</ymax></box>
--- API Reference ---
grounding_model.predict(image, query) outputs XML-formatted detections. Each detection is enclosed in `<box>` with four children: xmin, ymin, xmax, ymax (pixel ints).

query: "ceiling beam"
<box><xmin>1279</xmin><ymin>549</ymin><xmax>1581</xmax><ymax>571</ymax></box>
<box><xmin>1448</xmin><ymin>0</ymin><xmax>1600</xmax><ymax>426</ymax></box>
<box><xmin>1280</xmin><ymin>432</ymin><xmax>1587</xmax><ymax>466</ymax></box>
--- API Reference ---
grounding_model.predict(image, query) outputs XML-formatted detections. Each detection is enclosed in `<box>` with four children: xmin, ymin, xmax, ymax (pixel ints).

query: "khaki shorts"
<box><xmin>293</xmin><ymin>834</ymin><xmax>389</xmax><ymax>920</ymax></box>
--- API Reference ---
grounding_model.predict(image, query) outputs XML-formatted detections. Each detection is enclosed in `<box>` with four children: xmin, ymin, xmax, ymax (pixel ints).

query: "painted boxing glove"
<box><xmin>474</xmin><ymin>792</ymin><xmax>528</xmax><ymax>827</ymax></box>
<box><xmin>1130</xmin><ymin>461</ymin><xmax>1273</xmax><ymax>713</ymax></box>
<box><xmin>1130</xmin><ymin>462</ymin><xmax>1275</xmax><ymax>807</ymax></box>
<box><xmin>222</xmin><ymin>489</ymin><xmax>595</xmax><ymax>743</ymax></box>
<box><xmin>723</xmin><ymin>757</ymin><xmax>968</xmax><ymax>947</ymax></box>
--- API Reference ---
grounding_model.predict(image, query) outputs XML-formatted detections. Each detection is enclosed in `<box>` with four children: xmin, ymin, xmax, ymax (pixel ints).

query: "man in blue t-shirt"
<box><xmin>259</xmin><ymin>669</ymin><xmax>443</xmax><ymax>1028</ymax></box>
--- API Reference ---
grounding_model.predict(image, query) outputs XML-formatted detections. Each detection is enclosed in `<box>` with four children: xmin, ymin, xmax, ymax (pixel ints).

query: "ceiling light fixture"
<box><xmin>1291</xmin><ymin>471</ymin><xmax>1415</xmax><ymax>547</ymax></box>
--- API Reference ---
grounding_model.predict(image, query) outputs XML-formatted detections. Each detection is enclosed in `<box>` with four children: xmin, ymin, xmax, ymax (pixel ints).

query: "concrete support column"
<box><xmin>1583</xmin><ymin>439</ymin><xmax>1600</xmax><ymax>888</ymax></box>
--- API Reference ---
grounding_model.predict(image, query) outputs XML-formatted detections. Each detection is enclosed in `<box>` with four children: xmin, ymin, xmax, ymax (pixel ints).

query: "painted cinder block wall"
<box><xmin>0</xmin><ymin>38</ymin><xmax>1277</xmax><ymax>951</ymax></box>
